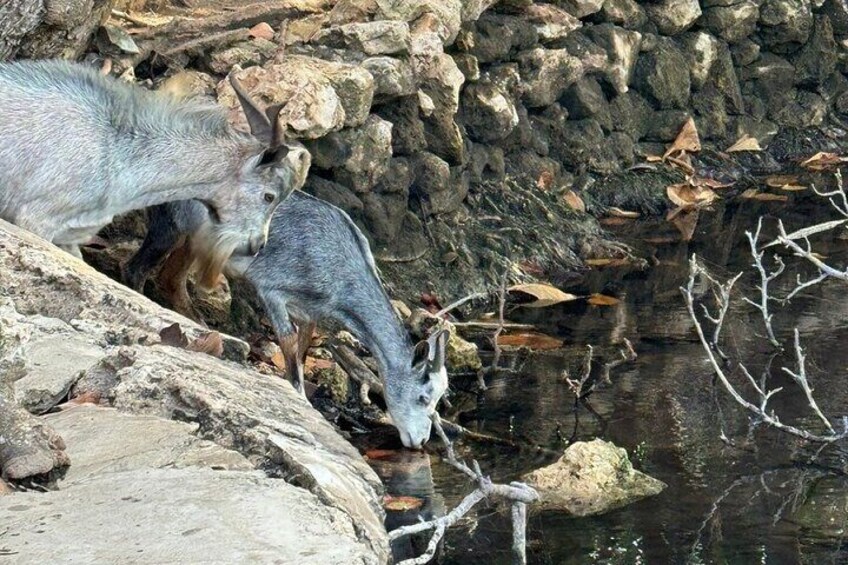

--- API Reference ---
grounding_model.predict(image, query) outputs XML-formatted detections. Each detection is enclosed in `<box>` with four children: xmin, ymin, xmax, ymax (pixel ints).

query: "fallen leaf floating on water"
<box><xmin>585</xmin><ymin>257</ymin><xmax>631</xmax><ymax>267</ymax></box>
<box><xmin>365</xmin><ymin>449</ymin><xmax>399</xmax><ymax>461</ymax></box>
<box><xmin>764</xmin><ymin>174</ymin><xmax>806</xmax><ymax>191</ymax></box>
<box><xmin>725</xmin><ymin>134</ymin><xmax>762</xmax><ymax>152</ymax></box>
<box><xmin>799</xmin><ymin>152</ymin><xmax>848</xmax><ymax>171</ymax></box>
<box><xmin>663</xmin><ymin>117</ymin><xmax>701</xmax><ymax>160</ymax></box>
<box><xmin>563</xmin><ymin>190</ymin><xmax>586</xmax><ymax>212</ymax></box>
<box><xmin>383</xmin><ymin>495</ymin><xmax>424</xmax><ymax>511</ymax></box>
<box><xmin>587</xmin><ymin>294</ymin><xmax>621</xmax><ymax>306</ymax></box>
<box><xmin>186</xmin><ymin>331</ymin><xmax>224</xmax><ymax>358</ymax></box>
<box><xmin>497</xmin><ymin>332</ymin><xmax>564</xmax><ymax>350</ymax></box>
<box><xmin>607</xmin><ymin>207</ymin><xmax>640</xmax><ymax>218</ymax></box>
<box><xmin>508</xmin><ymin>283</ymin><xmax>579</xmax><ymax>308</ymax></box>
<box><xmin>740</xmin><ymin>189</ymin><xmax>789</xmax><ymax>202</ymax></box>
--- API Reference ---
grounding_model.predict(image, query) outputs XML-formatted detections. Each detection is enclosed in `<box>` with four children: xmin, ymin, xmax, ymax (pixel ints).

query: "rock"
<box><xmin>758</xmin><ymin>0</ymin><xmax>813</xmax><ymax>50</ymax></box>
<box><xmin>608</xmin><ymin>90</ymin><xmax>653</xmax><ymax>140</ymax></box>
<box><xmin>461</xmin><ymin>82</ymin><xmax>520</xmax><ymax>142</ymax></box>
<box><xmin>362</xmin><ymin>56</ymin><xmax>416</xmax><ymax>100</ymax></box>
<box><xmin>305</xmin><ymin>176</ymin><xmax>365</xmax><ymax>215</ymax></box>
<box><xmin>0</xmin><ymin>468</ymin><xmax>379</xmax><ymax>564</ymax></box>
<box><xmin>464</xmin><ymin>14</ymin><xmax>537</xmax><ymax>64</ymax></box>
<box><xmin>601</xmin><ymin>0</ymin><xmax>648</xmax><ymax>28</ymax></box>
<box><xmin>307</xmin><ymin>355</ymin><xmax>350</xmax><ymax>403</ymax></box>
<box><xmin>516</xmin><ymin>48</ymin><xmax>584</xmax><ymax>107</ymax></box>
<box><xmin>375</xmin><ymin>0</ymin><xmax>463</xmax><ymax>44</ymax></box>
<box><xmin>313</xmin><ymin>20</ymin><xmax>411</xmax><ymax>55</ymax></box>
<box><xmin>320</xmin><ymin>114</ymin><xmax>394</xmax><ymax>193</ymax></box>
<box><xmin>681</xmin><ymin>32</ymin><xmax>720</xmax><ymax>90</ymax></box>
<box><xmin>219</xmin><ymin>60</ymin><xmax>346</xmax><ymax>139</ymax></box>
<box><xmin>13</xmin><ymin>336</ymin><xmax>103</xmax><ymax>414</ymax></box>
<box><xmin>377</xmin><ymin>96</ymin><xmax>427</xmax><ymax>155</ymax></box>
<box><xmin>646</xmin><ymin>0</ymin><xmax>702</xmax><ymax>36</ymax></box>
<box><xmin>410</xmin><ymin>152</ymin><xmax>450</xmax><ymax>201</ymax></box>
<box><xmin>645</xmin><ymin>110</ymin><xmax>693</xmax><ymax>142</ymax></box>
<box><xmin>632</xmin><ymin>38</ymin><xmax>691</xmax><ymax>109</ymax></box>
<box><xmin>452</xmin><ymin>53</ymin><xmax>480</xmax><ymax>81</ymax></box>
<box><xmin>708</xmin><ymin>40</ymin><xmax>745</xmax><ymax>114</ymax></box>
<box><xmin>557</xmin><ymin>0</ymin><xmax>604</xmax><ymax>19</ymax></box>
<box><xmin>468</xmin><ymin>142</ymin><xmax>506</xmax><ymax>182</ymax></box>
<box><xmin>549</xmin><ymin>118</ymin><xmax>619</xmax><ymax>173</ymax></box>
<box><xmin>561</xmin><ymin>77</ymin><xmax>612</xmax><ymax>131</ymax></box>
<box><xmin>308</xmin><ymin>57</ymin><xmax>377</xmax><ymax>128</ymax></box>
<box><xmin>523</xmin><ymin>439</ymin><xmax>666</xmax><ymax>516</ymax></box>
<box><xmin>701</xmin><ymin>1</ymin><xmax>760</xmax><ymax>43</ymax></box>
<box><xmin>731</xmin><ymin>38</ymin><xmax>761</xmax><ymax>67</ymax></box>
<box><xmin>157</xmin><ymin>70</ymin><xmax>217</xmax><ymax>100</ymax></box>
<box><xmin>523</xmin><ymin>3</ymin><xmax>582</xmax><ymax>43</ymax></box>
<box><xmin>562</xmin><ymin>30</ymin><xmax>609</xmax><ymax>75</ymax></box>
<box><xmin>792</xmin><ymin>15</ymin><xmax>838</xmax><ymax>87</ymax></box>
<box><xmin>207</xmin><ymin>38</ymin><xmax>277</xmax><ymax>75</ymax></box>
<box><xmin>249</xmin><ymin>22</ymin><xmax>275</xmax><ymax>41</ymax></box>
<box><xmin>362</xmin><ymin>190</ymin><xmax>409</xmax><ymax>243</ymax></box>
<box><xmin>0</xmin><ymin>220</ymin><xmax>388</xmax><ymax>561</ymax></box>
<box><xmin>587</xmin><ymin>24</ymin><xmax>641</xmax><ymax>94</ymax></box>
<box><xmin>822</xmin><ymin>0</ymin><xmax>848</xmax><ymax>36</ymax></box>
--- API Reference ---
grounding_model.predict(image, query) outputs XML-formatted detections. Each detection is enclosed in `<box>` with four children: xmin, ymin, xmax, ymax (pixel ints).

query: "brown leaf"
<box><xmin>159</xmin><ymin>323</ymin><xmax>188</xmax><ymax>348</ymax></box>
<box><xmin>536</xmin><ymin>170</ymin><xmax>555</xmax><ymax>191</ymax></box>
<box><xmin>365</xmin><ymin>449</ymin><xmax>400</xmax><ymax>460</ymax></box>
<box><xmin>667</xmin><ymin>183</ymin><xmax>718</xmax><ymax>208</ymax></box>
<box><xmin>383</xmin><ymin>495</ymin><xmax>424</xmax><ymax>511</ymax></box>
<box><xmin>765</xmin><ymin>175</ymin><xmax>805</xmax><ymax>191</ymax></box>
<box><xmin>668</xmin><ymin>207</ymin><xmax>700</xmax><ymax>241</ymax></box>
<box><xmin>249</xmin><ymin>22</ymin><xmax>275</xmax><ymax>40</ymax></box>
<box><xmin>187</xmin><ymin>331</ymin><xmax>224</xmax><ymax>358</ymax></box>
<box><xmin>508</xmin><ymin>283</ymin><xmax>578</xmax><ymax>308</ymax></box>
<box><xmin>585</xmin><ymin>258</ymin><xmax>630</xmax><ymax>267</ymax></box>
<box><xmin>800</xmin><ymin>151</ymin><xmax>847</xmax><ymax>171</ymax></box>
<box><xmin>68</xmin><ymin>390</ymin><xmax>101</xmax><ymax>405</ymax></box>
<box><xmin>663</xmin><ymin>117</ymin><xmax>701</xmax><ymax>159</ymax></box>
<box><xmin>587</xmin><ymin>294</ymin><xmax>620</xmax><ymax>306</ymax></box>
<box><xmin>304</xmin><ymin>356</ymin><xmax>335</xmax><ymax>372</ymax></box>
<box><xmin>740</xmin><ymin>189</ymin><xmax>789</xmax><ymax>202</ymax></box>
<box><xmin>693</xmin><ymin>176</ymin><xmax>735</xmax><ymax>189</ymax></box>
<box><xmin>666</xmin><ymin>153</ymin><xmax>695</xmax><ymax>176</ymax></box>
<box><xmin>607</xmin><ymin>207</ymin><xmax>640</xmax><ymax>218</ymax></box>
<box><xmin>599</xmin><ymin>217</ymin><xmax>631</xmax><ymax>226</ymax></box>
<box><xmin>645</xmin><ymin>155</ymin><xmax>664</xmax><ymax>162</ymax></box>
<box><xmin>563</xmin><ymin>190</ymin><xmax>586</xmax><ymax>212</ymax></box>
<box><xmin>497</xmin><ymin>332</ymin><xmax>563</xmax><ymax>350</ymax></box>
<box><xmin>726</xmin><ymin>134</ymin><xmax>762</xmax><ymax>152</ymax></box>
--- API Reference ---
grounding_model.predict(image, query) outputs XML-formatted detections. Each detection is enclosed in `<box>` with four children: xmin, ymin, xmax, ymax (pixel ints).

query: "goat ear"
<box><xmin>266</xmin><ymin>104</ymin><xmax>286</xmax><ymax>148</ymax></box>
<box><xmin>426</xmin><ymin>328</ymin><xmax>448</xmax><ymax>372</ymax></box>
<box><xmin>229</xmin><ymin>74</ymin><xmax>273</xmax><ymax>146</ymax></box>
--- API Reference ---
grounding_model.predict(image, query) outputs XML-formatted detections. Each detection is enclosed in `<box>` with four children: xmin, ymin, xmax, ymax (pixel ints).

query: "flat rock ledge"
<box><xmin>0</xmin><ymin>220</ymin><xmax>389</xmax><ymax>564</ymax></box>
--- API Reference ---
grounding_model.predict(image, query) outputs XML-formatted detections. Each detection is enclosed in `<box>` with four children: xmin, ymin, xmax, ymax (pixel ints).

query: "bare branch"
<box><xmin>743</xmin><ymin>218</ymin><xmax>784</xmax><ymax>349</ymax></box>
<box><xmin>780</xmin><ymin>329</ymin><xmax>835</xmax><ymax>433</ymax></box>
<box><xmin>434</xmin><ymin>292</ymin><xmax>488</xmax><ymax>319</ymax></box>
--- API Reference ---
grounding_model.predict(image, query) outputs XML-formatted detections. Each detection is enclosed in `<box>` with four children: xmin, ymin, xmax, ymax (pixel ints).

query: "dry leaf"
<box><xmin>740</xmin><ymin>189</ymin><xmax>788</xmax><ymax>202</ymax></box>
<box><xmin>383</xmin><ymin>495</ymin><xmax>424</xmax><ymax>511</ymax></box>
<box><xmin>497</xmin><ymin>332</ymin><xmax>563</xmax><ymax>350</ymax></box>
<box><xmin>663</xmin><ymin>117</ymin><xmax>701</xmax><ymax>159</ymax></box>
<box><xmin>668</xmin><ymin>208</ymin><xmax>700</xmax><ymax>241</ymax></box>
<box><xmin>159</xmin><ymin>323</ymin><xmax>189</xmax><ymax>348</ymax></box>
<box><xmin>607</xmin><ymin>207</ymin><xmax>640</xmax><ymax>218</ymax></box>
<box><xmin>187</xmin><ymin>331</ymin><xmax>224</xmax><ymax>358</ymax></box>
<box><xmin>585</xmin><ymin>258</ymin><xmax>630</xmax><ymax>267</ymax></box>
<box><xmin>726</xmin><ymin>134</ymin><xmax>762</xmax><ymax>152</ymax></box>
<box><xmin>587</xmin><ymin>294</ymin><xmax>620</xmax><ymax>306</ymax></box>
<box><xmin>563</xmin><ymin>190</ymin><xmax>586</xmax><ymax>212</ymax></box>
<box><xmin>667</xmin><ymin>183</ymin><xmax>718</xmax><ymax>208</ymax></box>
<box><xmin>646</xmin><ymin>155</ymin><xmax>664</xmax><ymax>162</ymax></box>
<box><xmin>693</xmin><ymin>176</ymin><xmax>735</xmax><ymax>189</ymax></box>
<box><xmin>666</xmin><ymin>153</ymin><xmax>695</xmax><ymax>176</ymax></box>
<box><xmin>537</xmin><ymin>170</ymin><xmax>555</xmax><ymax>191</ymax></box>
<box><xmin>800</xmin><ymin>152</ymin><xmax>847</xmax><ymax>171</ymax></box>
<box><xmin>508</xmin><ymin>283</ymin><xmax>578</xmax><ymax>308</ymax></box>
<box><xmin>765</xmin><ymin>174</ymin><xmax>805</xmax><ymax>191</ymax></box>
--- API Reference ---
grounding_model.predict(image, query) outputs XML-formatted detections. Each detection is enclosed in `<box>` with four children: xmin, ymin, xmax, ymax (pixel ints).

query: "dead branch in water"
<box><xmin>326</xmin><ymin>341</ymin><xmax>384</xmax><ymax>405</ymax></box>
<box><xmin>388</xmin><ymin>414</ymin><xmax>539</xmax><ymax>565</ymax></box>
<box><xmin>743</xmin><ymin>218</ymin><xmax>784</xmax><ymax>349</ymax></box>
<box><xmin>682</xmin><ymin>255</ymin><xmax>848</xmax><ymax>443</ymax></box>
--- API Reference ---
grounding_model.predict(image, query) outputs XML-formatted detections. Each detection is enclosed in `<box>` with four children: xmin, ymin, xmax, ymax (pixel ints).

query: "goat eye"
<box><xmin>263</xmin><ymin>192</ymin><xmax>275</xmax><ymax>204</ymax></box>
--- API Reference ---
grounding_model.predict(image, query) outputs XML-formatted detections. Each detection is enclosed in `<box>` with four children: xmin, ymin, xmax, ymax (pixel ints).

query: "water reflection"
<box><xmin>379</xmin><ymin>202</ymin><xmax>848</xmax><ymax>564</ymax></box>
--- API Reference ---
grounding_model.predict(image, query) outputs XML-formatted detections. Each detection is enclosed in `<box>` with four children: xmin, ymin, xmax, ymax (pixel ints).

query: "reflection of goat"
<box><xmin>0</xmin><ymin>60</ymin><xmax>297</xmax><ymax>257</ymax></box>
<box><xmin>127</xmin><ymin>191</ymin><xmax>448</xmax><ymax>450</ymax></box>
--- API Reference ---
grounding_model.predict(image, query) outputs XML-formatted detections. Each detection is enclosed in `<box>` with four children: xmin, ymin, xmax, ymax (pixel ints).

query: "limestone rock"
<box><xmin>452</xmin><ymin>53</ymin><xmax>480</xmax><ymax>81</ymax></box>
<box><xmin>646</xmin><ymin>0</ymin><xmax>702</xmax><ymax>36</ymax></box>
<box><xmin>461</xmin><ymin>82</ymin><xmax>520</xmax><ymax>142</ymax></box>
<box><xmin>362</xmin><ymin>56</ymin><xmax>416</xmax><ymax>99</ymax></box>
<box><xmin>557</xmin><ymin>0</ymin><xmax>604</xmax><ymax>19</ymax></box>
<box><xmin>523</xmin><ymin>439</ymin><xmax>666</xmax><ymax>516</ymax></box>
<box><xmin>561</xmin><ymin>77</ymin><xmax>612</xmax><ymax>131</ymax></box>
<box><xmin>791</xmin><ymin>15</ymin><xmax>839</xmax><ymax>86</ymax></box>
<box><xmin>313</xmin><ymin>20</ymin><xmax>411</xmax><ymax>55</ymax></box>
<box><xmin>758</xmin><ymin>0</ymin><xmax>813</xmax><ymax>50</ymax></box>
<box><xmin>681</xmin><ymin>31</ymin><xmax>721</xmax><ymax>90</ymax></box>
<box><xmin>464</xmin><ymin>14</ymin><xmax>537</xmax><ymax>64</ymax></box>
<box><xmin>601</xmin><ymin>0</ymin><xmax>647</xmax><ymax>29</ymax></box>
<box><xmin>701</xmin><ymin>0</ymin><xmax>760</xmax><ymax>43</ymax></box>
<box><xmin>587</xmin><ymin>24</ymin><xmax>641</xmax><ymax>94</ymax></box>
<box><xmin>156</xmin><ymin>70</ymin><xmax>217</xmax><ymax>100</ymax></box>
<box><xmin>516</xmin><ymin>48</ymin><xmax>584</xmax><ymax>107</ymax></box>
<box><xmin>375</xmin><ymin>0</ymin><xmax>463</xmax><ymax>43</ymax></box>
<box><xmin>208</xmin><ymin>38</ymin><xmax>276</xmax><ymax>75</ymax></box>
<box><xmin>524</xmin><ymin>3</ymin><xmax>582</xmax><ymax>43</ymax></box>
<box><xmin>632</xmin><ymin>38</ymin><xmax>691</xmax><ymax>109</ymax></box>
<box><xmin>308</xmin><ymin>57</ymin><xmax>377</xmax><ymax>128</ymax></box>
<box><xmin>377</xmin><ymin>96</ymin><xmax>427</xmax><ymax>155</ymax></box>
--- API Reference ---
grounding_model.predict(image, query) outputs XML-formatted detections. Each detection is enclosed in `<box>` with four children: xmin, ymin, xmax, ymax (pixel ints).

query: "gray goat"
<box><xmin>0</xmin><ymin>60</ymin><xmax>307</xmax><ymax>257</ymax></box>
<box><xmin>125</xmin><ymin>191</ymin><xmax>448</xmax><ymax>449</ymax></box>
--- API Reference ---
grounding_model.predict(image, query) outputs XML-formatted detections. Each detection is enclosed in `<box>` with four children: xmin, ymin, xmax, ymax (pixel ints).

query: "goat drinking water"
<box><xmin>126</xmin><ymin>191</ymin><xmax>449</xmax><ymax>449</ymax></box>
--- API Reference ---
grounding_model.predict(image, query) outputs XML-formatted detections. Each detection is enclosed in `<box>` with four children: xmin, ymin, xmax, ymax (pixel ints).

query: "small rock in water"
<box><xmin>523</xmin><ymin>438</ymin><xmax>665</xmax><ymax>516</ymax></box>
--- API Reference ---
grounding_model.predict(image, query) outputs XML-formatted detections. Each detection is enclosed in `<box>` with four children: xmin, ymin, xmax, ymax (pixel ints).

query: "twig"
<box><xmin>742</xmin><ymin>218</ymin><xmax>784</xmax><ymax>349</ymax></box>
<box><xmin>326</xmin><ymin>341</ymin><xmax>384</xmax><ymax>404</ymax></box>
<box><xmin>389</xmin><ymin>415</ymin><xmax>539</xmax><ymax>565</ymax></box>
<box><xmin>434</xmin><ymin>292</ymin><xmax>488</xmax><ymax>319</ymax></box>
<box><xmin>775</xmin><ymin>219</ymin><xmax>848</xmax><ymax>302</ymax></box>
<box><xmin>682</xmin><ymin>255</ymin><xmax>848</xmax><ymax>443</ymax></box>
<box><xmin>781</xmin><ymin>329</ymin><xmax>835</xmax><ymax>433</ymax></box>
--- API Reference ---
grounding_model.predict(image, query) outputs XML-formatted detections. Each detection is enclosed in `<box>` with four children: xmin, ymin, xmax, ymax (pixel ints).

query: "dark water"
<box><xmin>374</xmin><ymin>199</ymin><xmax>848</xmax><ymax>564</ymax></box>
